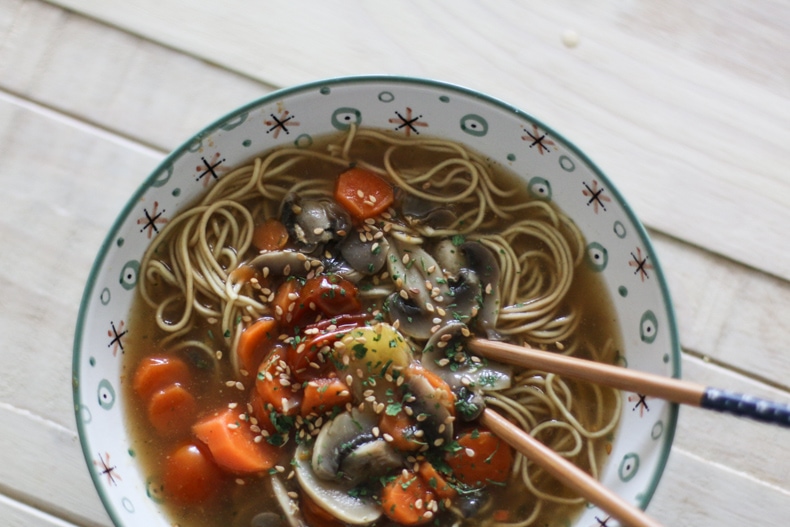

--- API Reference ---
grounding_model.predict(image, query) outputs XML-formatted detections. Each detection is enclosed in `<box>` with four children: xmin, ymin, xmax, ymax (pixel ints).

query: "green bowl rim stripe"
<box><xmin>72</xmin><ymin>74</ymin><xmax>680</xmax><ymax>525</ymax></box>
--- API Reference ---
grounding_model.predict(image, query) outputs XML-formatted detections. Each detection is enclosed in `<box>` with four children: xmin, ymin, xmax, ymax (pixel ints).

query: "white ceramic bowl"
<box><xmin>73</xmin><ymin>76</ymin><xmax>679</xmax><ymax>526</ymax></box>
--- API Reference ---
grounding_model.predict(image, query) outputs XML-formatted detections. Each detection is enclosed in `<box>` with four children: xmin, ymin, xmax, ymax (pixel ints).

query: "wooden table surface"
<box><xmin>1</xmin><ymin>1</ymin><xmax>788</xmax><ymax>526</ymax></box>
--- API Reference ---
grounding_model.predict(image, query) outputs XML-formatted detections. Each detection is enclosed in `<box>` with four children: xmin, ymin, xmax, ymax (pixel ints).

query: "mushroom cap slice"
<box><xmin>294</xmin><ymin>444</ymin><xmax>382</xmax><ymax>525</ymax></box>
<box><xmin>312</xmin><ymin>408</ymin><xmax>378</xmax><ymax>480</ymax></box>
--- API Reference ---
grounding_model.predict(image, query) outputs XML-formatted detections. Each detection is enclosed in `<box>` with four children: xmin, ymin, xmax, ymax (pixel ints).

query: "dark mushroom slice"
<box><xmin>249</xmin><ymin>250</ymin><xmax>322</xmax><ymax>278</ymax></box>
<box><xmin>401</xmin><ymin>194</ymin><xmax>458</xmax><ymax>230</ymax></box>
<box><xmin>339</xmin><ymin>439</ymin><xmax>403</xmax><ymax>486</ymax></box>
<box><xmin>280</xmin><ymin>193</ymin><xmax>351</xmax><ymax>254</ymax></box>
<box><xmin>434</xmin><ymin>240</ymin><xmax>501</xmax><ymax>335</ymax></box>
<box><xmin>338</xmin><ymin>230</ymin><xmax>390</xmax><ymax>276</ymax></box>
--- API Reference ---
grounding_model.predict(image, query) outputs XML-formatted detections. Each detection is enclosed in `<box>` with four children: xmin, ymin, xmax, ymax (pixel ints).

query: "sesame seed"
<box><xmin>287</xmin><ymin>491</ymin><xmax>299</xmax><ymax>499</ymax></box>
<box><xmin>437</xmin><ymin>307</ymin><xmax>447</xmax><ymax>316</ymax></box>
<box><xmin>225</xmin><ymin>380</ymin><xmax>236</xmax><ymax>387</ymax></box>
<box><xmin>227</xmin><ymin>422</ymin><xmax>239</xmax><ymax>429</ymax></box>
<box><xmin>236</xmin><ymin>478</ymin><xmax>245</xmax><ymax>485</ymax></box>
<box><xmin>235</xmin><ymin>382</ymin><xmax>245</xmax><ymax>391</ymax></box>
<box><xmin>253</xmin><ymin>435</ymin><xmax>263</xmax><ymax>443</ymax></box>
<box><xmin>357</xmin><ymin>190</ymin><xmax>365</xmax><ymax>198</ymax></box>
<box><xmin>466</xmin><ymin>448</ymin><xmax>475</xmax><ymax>457</ymax></box>
<box><xmin>423</xmin><ymin>511</ymin><xmax>434</xmax><ymax>519</ymax></box>
<box><xmin>485</xmin><ymin>283</ymin><xmax>493</xmax><ymax>294</ymax></box>
<box><xmin>415</xmin><ymin>499</ymin><xmax>424</xmax><ymax>510</ymax></box>
<box><xmin>313</xmin><ymin>227</ymin><xmax>325</xmax><ymax>235</ymax></box>
<box><xmin>399</xmin><ymin>289</ymin><xmax>409</xmax><ymax>300</ymax></box>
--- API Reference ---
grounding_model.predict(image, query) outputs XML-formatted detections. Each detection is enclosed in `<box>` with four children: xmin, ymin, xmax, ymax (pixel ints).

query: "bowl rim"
<box><xmin>72</xmin><ymin>74</ymin><xmax>680</xmax><ymax>526</ymax></box>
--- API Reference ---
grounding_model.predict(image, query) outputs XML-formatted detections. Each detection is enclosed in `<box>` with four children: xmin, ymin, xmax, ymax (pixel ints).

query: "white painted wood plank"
<box><xmin>0</xmin><ymin>404</ymin><xmax>111</xmax><ymax>526</ymax></box>
<box><xmin>0</xmin><ymin>493</ymin><xmax>83</xmax><ymax>527</ymax></box>
<box><xmin>650</xmin><ymin>448</ymin><xmax>790</xmax><ymax>526</ymax></box>
<box><xmin>0</xmin><ymin>91</ymin><xmax>161</xmax><ymax>429</ymax></box>
<box><xmin>0</xmin><ymin>0</ymin><xmax>269</xmax><ymax>151</ymax></box>
<box><xmin>653</xmin><ymin>233</ymin><xmax>790</xmax><ymax>391</ymax></box>
<box><xmin>673</xmin><ymin>355</ymin><xmax>790</xmax><ymax>490</ymax></box>
<box><xmin>41</xmin><ymin>0</ymin><xmax>790</xmax><ymax>281</ymax></box>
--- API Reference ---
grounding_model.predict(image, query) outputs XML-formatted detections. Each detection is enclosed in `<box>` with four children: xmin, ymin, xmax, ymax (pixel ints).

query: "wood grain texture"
<box><xmin>1</xmin><ymin>1</ymin><xmax>788</xmax><ymax>526</ymax></box>
<box><xmin>41</xmin><ymin>0</ymin><xmax>790</xmax><ymax>280</ymax></box>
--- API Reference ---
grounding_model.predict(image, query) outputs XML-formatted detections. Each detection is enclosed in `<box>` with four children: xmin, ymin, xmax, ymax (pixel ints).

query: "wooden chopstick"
<box><xmin>469</xmin><ymin>339</ymin><xmax>790</xmax><ymax>427</ymax></box>
<box><xmin>480</xmin><ymin>408</ymin><xmax>663</xmax><ymax>527</ymax></box>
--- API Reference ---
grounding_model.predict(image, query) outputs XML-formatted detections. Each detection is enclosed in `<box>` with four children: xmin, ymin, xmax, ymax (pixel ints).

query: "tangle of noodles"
<box><xmin>129</xmin><ymin>125</ymin><xmax>622</xmax><ymax>527</ymax></box>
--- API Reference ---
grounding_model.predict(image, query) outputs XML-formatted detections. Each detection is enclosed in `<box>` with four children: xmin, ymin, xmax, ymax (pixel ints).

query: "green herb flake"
<box><xmin>352</xmin><ymin>343</ymin><xmax>368</xmax><ymax>359</ymax></box>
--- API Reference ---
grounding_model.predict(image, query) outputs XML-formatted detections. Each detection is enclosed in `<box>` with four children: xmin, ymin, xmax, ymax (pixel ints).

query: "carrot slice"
<box><xmin>379</xmin><ymin>411</ymin><xmax>423</xmax><ymax>452</ymax></box>
<box><xmin>133</xmin><ymin>356</ymin><xmax>190</xmax><ymax>400</ymax></box>
<box><xmin>256</xmin><ymin>348</ymin><xmax>302</xmax><ymax>416</ymax></box>
<box><xmin>253</xmin><ymin>218</ymin><xmax>289</xmax><ymax>251</ymax></box>
<box><xmin>301</xmin><ymin>378</ymin><xmax>352</xmax><ymax>417</ymax></box>
<box><xmin>147</xmin><ymin>384</ymin><xmax>197</xmax><ymax>437</ymax></box>
<box><xmin>418</xmin><ymin>461</ymin><xmax>457</xmax><ymax>500</ymax></box>
<box><xmin>445</xmin><ymin>429</ymin><xmax>513</xmax><ymax>487</ymax></box>
<box><xmin>192</xmin><ymin>408</ymin><xmax>280</xmax><ymax>474</ymax></box>
<box><xmin>163</xmin><ymin>442</ymin><xmax>224</xmax><ymax>504</ymax></box>
<box><xmin>335</xmin><ymin>167</ymin><xmax>394</xmax><ymax>220</ymax></box>
<box><xmin>272</xmin><ymin>279</ymin><xmax>305</xmax><ymax>325</ymax></box>
<box><xmin>381</xmin><ymin>471</ymin><xmax>437</xmax><ymax>525</ymax></box>
<box><xmin>236</xmin><ymin>317</ymin><xmax>278</xmax><ymax>376</ymax></box>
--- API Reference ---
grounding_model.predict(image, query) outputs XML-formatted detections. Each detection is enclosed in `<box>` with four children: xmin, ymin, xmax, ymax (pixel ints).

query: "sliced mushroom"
<box><xmin>421</xmin><ymin>321</ymin><xmax>512</xmax><ymax>395</ymax></box>
<box><xmin>384</xmin><ymin>240</ymin><xmax>450</xmax><ymax>339</ymax></box>
<box><xmin>338</xmin><ymin>230</ymin><xmax>390</xmax><ymax>276</ymax></box>
<box><xmin>340</xmin><ymin>439</ymin><xmax>403</xmax><ymax>486</ymax></box>
<box><xmin>312</xmin><ymin>408</ymin><xmax>379</xmax><ymax>480</ymax></box>
<box><xmin>249</xmin><ymin>250</ymin><xmax>322</xmax><ymax>277</ymax></box>
<box><xmin>281</xmin><ymin>193</ymin><xmax>350</xmax><ymax>253</ymax></box>
<box><xmin>434</xmin><ymin>240</ymin><xmax>501</xmax><ymax>335</ymax></box>
<box><xmin>401</xmin><ymin>194</ymin><xmax>457</xmax><ymax>230</ymax></box>
<box><xmin>271</xmin><ymin>476</ymin><xmax>306</xmax><ymax>527</ymax></box>
<box><xmin>295</xmin><ymin>443</ymin><xmax>383</xmax><ymax>525</ymax></box>
<box><xmin>403</xmin><ymin>369</ymin><xmax>454</xmax><ymax>446</ymax></box>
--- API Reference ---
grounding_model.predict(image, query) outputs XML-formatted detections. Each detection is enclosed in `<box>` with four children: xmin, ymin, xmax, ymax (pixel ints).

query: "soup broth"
<box><xmin>123</xmin><ymin>127</ymin><xmax>622</xmax><ymax>527</ymax></box>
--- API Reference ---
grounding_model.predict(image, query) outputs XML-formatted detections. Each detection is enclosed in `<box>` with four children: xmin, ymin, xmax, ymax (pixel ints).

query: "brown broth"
<box><xmin>122</xmin><ymin>130</ymin><xmax>621</xmax><ymax>527</ymax></box>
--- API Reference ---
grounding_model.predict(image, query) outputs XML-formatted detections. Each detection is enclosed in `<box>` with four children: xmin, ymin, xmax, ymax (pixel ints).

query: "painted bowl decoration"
<box><xmin>73</xmin><ymin>76</ymin><xmax>679</xmax><ymax>527</ymax></box>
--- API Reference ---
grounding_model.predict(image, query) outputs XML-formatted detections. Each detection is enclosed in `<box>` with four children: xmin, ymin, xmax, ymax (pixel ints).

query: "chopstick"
<box><xmin>469</xmin><ymin>339</ymin><xmax>790</xmax><ymax>428</ymax></box>
<box><xmin>480</xmin><ymin>408</ymin><xmax>663</xmax><ymax>527</ymax></box>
